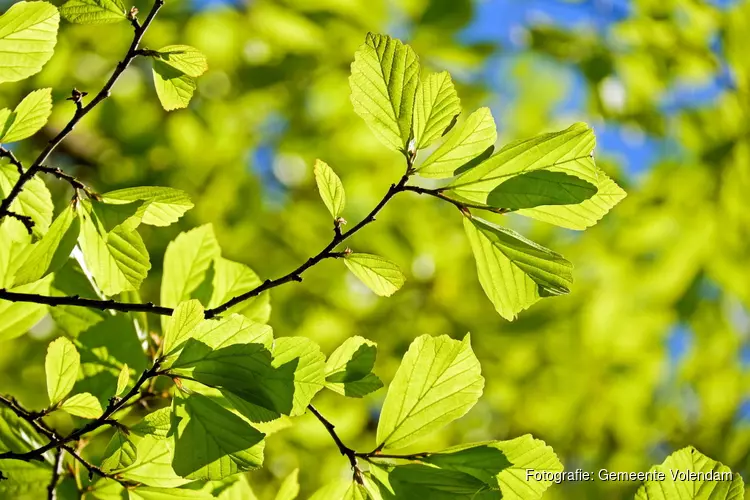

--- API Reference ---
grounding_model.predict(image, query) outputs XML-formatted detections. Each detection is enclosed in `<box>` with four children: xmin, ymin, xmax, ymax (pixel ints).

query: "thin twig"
<box><xmin>38</xmin><ymin>166</ymin><xmax>99</xmax><ymax>200</ymax></box>
<box><xmin>6</xmin><ymin>211</ymin><xmax>34</xmax><ymax>234</ymax></box>
<box><xmin>0</xmin><ymin>289</ymin><xmax>174</xmax><ymax>316</ymax></box>
<box><xmin>46</xmin><ymin>449</ymin><xmax>63</xmax><ymax>500</ymax></box>
<box><xmin>308</xmin><ymin>405</ymin><xmax>363</xmax><ymax>484</ymax></box>
<box><xmin>0</xmin><ymin>0</ymin><xmax>164</xmax><ymax>225</ymax></box>
<box><xmin>0</xmin><ymin>147</ymin><xmax>24</xmax><ymax>174</ymax></box>
<box><xmin>402</xmin><ymin>185</ymin><xmax>510</xmax><ymax>214</ymax></box>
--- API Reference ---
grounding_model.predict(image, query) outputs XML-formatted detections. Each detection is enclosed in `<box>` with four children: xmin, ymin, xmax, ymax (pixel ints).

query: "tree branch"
<box><xmin>0</xmin><ymin>0</ymin><xmax>164</xmax><ymax>225</ymax></box>
<box><xmin>307</xmin><ymin>405</ymin><xmax>363</xmax><ymax>484</ymax></box>
<box><xmin>38</xmin><ymin>166</ymin><xmax>99</xmax><ymax>200</ymax></box>
<box><xmin>0</xmin><ymin>147</ymin><xmax>24</xmax><ymax>174</ymax></box>
<box><xmin>0</xmin><ymin>289</ymin><xmax>174</xmax><ymax>316</ymax></box>
<box><xmin>402</xmin><ymin>185</ymin><xmax>510</xmax><ymax>214</ymax></box>
<box><xmin>0</xmin><ymin>361</ymin><xmax>162</xmax><ymax>464</ymax></box>
<box><xmin>46</xmin><ymin>449</ymin><xmax>63</xmax><ymax>500</ymax></box>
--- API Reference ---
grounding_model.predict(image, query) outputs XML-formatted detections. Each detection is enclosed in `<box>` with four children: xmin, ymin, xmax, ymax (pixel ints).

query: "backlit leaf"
<box><xmin>152</xmin><ymin>60</ymin><xmax>197</xmax><ymax>111</ymax></box>
<box><xmin>313</xmin><ymin>159</ymin><xmax>346</xmax><ymax>219</ymax></box>
<box><xmin>60</xmin><ymin>392</ymin><xmax>103</xmax><ymax>418</ymax></box>
<box><xmin>0</xmin><ymin>164</ymin><xmax>54</xmax><ymax>238</ymax></box>
<box><xmin>325</xmin><ymin>336</ymin><xmax>383</xmax><ymax>398</ymax></box>
<box><xmin>45</xmin><ymin>336</ymin><xmax>80</xmax><ymax>405</ymax></box>
<box><xmin>59</xmin><ymin>0</ymin><xmax>126</xmax><ymax>24</ymax></box>
<box><xmin>0</xmin><ymin>1</ymin><xmax>59</xmax><ymax>84</ymax></box>
<box><xmin>161</xmin><ymin>224</ymin><xmax>220</xmax><ymax>308</ymax></box>
<box><xmin>0</xmin><ymin>88</ymin><xmax>53</xmax><ymax>143</ymax></box>
<box><xmin>344</xmin><ymin>253</ymin><xmax>405</xmax><ymax>297</ymax></box>
<box><xmin>413</xmin><ymin>71</ymin><xmax>461</xmax><ymax>150</ymax></box>
<box><xmin>153</xmin><ymin>45</ymin><xmax>208</xmax><ymax>78</ymax></box>
<box><xmin>101</xmin><ymin>186</ymin><xmax>194</xmax><ymax>227</ymax></box>
<box><xmin>376</xmin><ymin>334</ymin><xmax>483</xmax><ymax>450</ymax></box>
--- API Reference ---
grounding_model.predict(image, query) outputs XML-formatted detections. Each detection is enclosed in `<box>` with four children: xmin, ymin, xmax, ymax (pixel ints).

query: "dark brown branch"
<box><xmin>0</xmin><ymin>0</ymin><xmax>164</xmax><ymax>224</ymax></box>
<box><xmin>0</xmin><ymin>290</ymin><xmax>174</xmax><ymax>316</ymax></box>
<box><xmin>46</xmin><ymin>449</ymin><xmax>63</xmax><ymax>500</ymax></box>
<box><xmin>307</xmin><ymin>405</ymin><xmax>363</xmax><ymax>484</ymax></box>
<box><xmin>0</xmin><ymin>361</ymin><xmax>162</xmax><ymax>463</ymax></box>
<box><xmin>38</xmin><ymin>166</ymin><xmax>99</xmax><ymax>200</ymax></box>
<box><xmin>6</xmin><ymin>211</ymin><xmax>34</xmax><ymax>234</ymax></box>
<box><xmin>402</xmin><ymin>185</ymin><xmax>510</xmax><ymax>214</ymax></box>
<box><xmin>0</xmin><ymin>147</ymin><xmax>24</xmax><ymax>174</ymax></box>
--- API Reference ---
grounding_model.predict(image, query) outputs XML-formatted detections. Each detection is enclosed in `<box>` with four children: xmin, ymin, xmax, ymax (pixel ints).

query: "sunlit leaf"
<box><xmin>0</xmin><ymin>1</ymin><xmax>59</xmax><ymax>84</ymax></box>
<box><xmin>0</xmin><ymin>88</ymin><xmax>53</xmax><ymax>143</ymax></box>
<box><xmin>416</xmin><ymin>107</ymin><xmax>496</xmax><ymax>179</ymax></box>
<box><xmin>207</xmin><ymin>257</ymin><xmax>270</xmax><ymax>323</ymax></box>
<box><xmin>101</xmin><ymin>428</ymin><xmax>137</xmax><ymax>471</ymax></box>
<box><xmin>274</xmin><ymin>468</ymin><xmax>299</xmax><ymax>500</ymax></box>
<box><xmin>325</xmin><ymin>336</ymin><xmax>383</xmax><ymax>397</ymax></box>
<box><xmin>463</xmin><ymin>216</ymin><xmax>572</xmax><ymax>320</ymax></box>
<box><xmin>0</xmin><ymin>164</ymin><xmax>54</xmax><ymax>238</ymax></box>
<box><xmin>114</xmin><ymin>435</ymin><xmax>190</xmax><ymax>487</ymax></box>
<box><xmin>101</xmin><ymin>186</ymin><xmax>194</xmax><ymax>227</ymax></box>
<box><xmin>115</xmin><ymin>363</ymin><xmax>129</xmax><ymax>396</ymax></box>
<box><xmin>153</xmin><ymin>45</ymin><xmax>208</xmax><ymax>78</ymax></box>
<box><xmin>60</xmin><ymin>392</ymin><xmax>103</xmax><ymax>418</ymax></box>
<box><xmin>344</xmin><ymin>253</ymin><xmax>405</xmax><ymax>297</ymax></box>
<box><xmin>152</xmin><ymin>60</ymin><xmax>197</xmax><ymax>111</ymax></box>
<box><xmin>635</xmin><ymin>447</ymin><xmax>744</xmax><ymax>500</ymax></box>
<box><xmin>45</xmin><ymin>336</ymin><xmax>80</xmax><ymax>405</ymax></box>
<box><xmin>0</xmin><ymin>274</ymin><xmax>53</xmax><ymax>341</ymax></box>
<box><xmin>161</xmin><ymin>224</ymin><xmax>220</xmax><ymax>308</ymax></box>
<box><xmin>349</xmin><ymin>33</ymin><xmax>420</xmax><ymax>152</ymax></box>
<box><xmin>376</xmin><ymin>334</ymin><xmax>483</xmax><ymax>450</ymax></box>
<box><xmin>413</xmin><ymin>71</ymin><xmax>461</xmax><ymax>150</ymax></box>
<box><xmin>313</xmin><ymin>159</ymin><xmax>346</xmax><ymax>219</ymax></box>
<box><xmin>59</xmin><ymin>0</ymin><xmax>126</xmax><ymax>24</ymax></box>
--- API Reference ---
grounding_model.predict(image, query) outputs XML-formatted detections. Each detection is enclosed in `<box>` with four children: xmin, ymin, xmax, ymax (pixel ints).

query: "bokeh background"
<box><xmin>1</xmin><ymin>0</ymin><xmax>749</xmax><ymax>498</ymax></box>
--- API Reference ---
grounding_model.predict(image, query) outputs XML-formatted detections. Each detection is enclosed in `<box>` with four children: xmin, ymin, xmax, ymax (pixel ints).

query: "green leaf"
<box><xmin>376</xmin><ymin>333</ymin><xmax>483</xmax><ymax>450</ymax></box>
<box><xmin>59</xmin><ymin>0</ymin><xmax>126</xmax><ymax>24</ymax></box>
<box><xmin>635</xmin><ymin>446</ymin><xmax>745</xmax><ymax>500</ymax></box>
<box><xmin>343</xmin><ymin>482</ymin><xmax>369</xmax><ymax>500</ymax></box>
<box><xmin>59</xmin><ymin>392</ymin><xmax>103</xmax><ymax>418</ymax></box>
<box><xmin>424</xmin><ymin>435</ymin><xmax>563</xmax><ymax>499</ymax></box>
<box><xmin>368</xmin><ymin>464</ymin><xmax>500</xmax><ymax>499</ymax></box>
<box><xmin>171</xmin><ymin>393</ymin><xmax>265</xmax><ymax>480</ymax></box>
<box><xmin>463</xmin><ymin>216</ymin><xmax>573</xmax><ymax>320</ymax></box>
<box><xmin>0</xmin><ymin>460</ymin><xmax>52</xmax><ymax>499</ymax></box>
<box><xmin>412</xmin><ymin>71</ymin><xmax>461</xmax><ymax>150</ymax></box>
<box><xmin>0</xmin><ymin>1</ymin><xmax>59</xmax><ymax>84</ymax></box>
<box><xmin>101</xmin><ymin>428</ymin><xmax>137</xmax><ymax>471</ymax></box>
<box><xmin>325</xmin><ymin>336</ymin><xmax>383</xmax><ymax>398</ymax></box>
<box><xmin>447</xmin><ymin>122</ymin><xmax>625</xmax><ymax>229</ymax></box>
<box><xmin>313</xmin><ymin>159</ymin><xmax>346</xmax><ymax>219</ymax></box>
<box><xmin>274</xmin><ymin>468</ymin><xmax>299</xmax><ymax>500</ymax></box>
<box><xmin>48</xmin><ymin>260</ymin><xmax>106</xmax><ymax>336</ymax></box>
<box><xmin>0</xmin><ymin>274</ymin><xmax>53</xmax><ymax>341</ymax></box>
<box><xmin>204</xmin><ymin>474</ymin><xmax>259</xmax><ymax>500</ymax></box>
<box><xmin>114</xmin><ymin>435</ymin><xmax>190</xmax><ymax>487</ymax></box>
<box><xmin>153</xmin><ymin>45</ymin><xmax>208</xmax><ymax>78</ymax></box>
<box><xmin>77</xmin><ymin>201</ymin><xmax>150</xmax><ymax>296</ymax></box>
<box><xmin>14</xmin><ymin>203</ymin><xmax>79</xmax><ymax>286</ymax></box>
<box><xmin>349</xmin><ymin>33</ymin><xmax>420</xmax><ymax>152</ymax></box>
<box><xmin>130</xmin><ymin>407</ymin><xmax>172</xmax><ymax>439</ymax></box>
<box><xmin>344</xmin><ymin>253</ymin><xmax>405</xmax><ymax>297</ymax></box>
<box><xmin>115</xmin><ymin>363</ymin><xmax>129</xmax><ymax>396</ymax></box>
<box><xmin>0</xmin><ymin>88</ymin><xmax>53</xmax><ymax>143</ymax></box>
<box><xmin>207</xmin><ymin>257</ymin><xmax>270</xmax><ymax>323</ymax></box>
<box><xmin>161</xmin><ymin>225</ymin><xmax>220</xmax><ymax>308</ymax></box>
<box><xmin>0</xmin><ymin>217</ymin><xmax>31</xmax><ymax>287</ymax></box>
<box><xmin>101</xmin><ymin>187</ymin><xmax>194</xmax><ymax>227</ymax></box>
<box><xmin>161</xmin><ymin>300</ymin><xmax>206</xmax><ymax>358</ymax></box>
<box><xmin>416</xmin><ymin>107</ymin><xmax>497</xmax><ymax>179</ymax></box>
<box><xmin>270</xmin><ymin>337</ymin><xmax>326</xmax><ymax>416</ymax></box>
<box><xmin>152</xmin><ymin>60</ymin><xmax>197</xmax><ymax>111</ymax></box>
<box><xmin>0</xmin><ymin>164</ymin><xmax>54</xmax><ymax>238</ymax></box>
<box><xmin>482</xmin><ymin>170</ymin><xmax>598</xmax><ymax>209</ymax></box>
<box><xmin>45</xmin><ymin>336</ymin><xmax>80</xmax><ymax>405</ymax></box>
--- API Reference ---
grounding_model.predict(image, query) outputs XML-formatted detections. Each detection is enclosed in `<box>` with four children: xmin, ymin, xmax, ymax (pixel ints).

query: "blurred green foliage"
<box><xmin>0</xmin><ymin>0</ymin><xmax>749</xmax><ymax>498</ymax></box>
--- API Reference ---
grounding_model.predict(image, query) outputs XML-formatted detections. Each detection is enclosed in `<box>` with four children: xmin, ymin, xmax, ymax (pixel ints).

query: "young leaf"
<box><xmin>274</xmin><ymin>468</ymin><xmax>299</xmax><ymax>500</ymax></box>
<box><xmin>161</xmin><ymin>224</ymin><xmax>220</xmax><ymax>308</ymax></box>
<box><xmin>0</xmin><ymin>88</ymin><xmax>53</xmax><ymax>143</ymax></box>
<box><xmin>271</xmin><ymin>337</ymin><xmax>326</xmax><ymax>416</ymax></box>
<box><xmin>60</xmin><ymin>392</ymin><xmax>103</xmax><ymax>418</ymax></box>
<box><xmin>416</xmin><ymin>107</ymin><xmax>497</xmax><ymax>179</ymax></box>
<box><xmin>343</xmin><ymin>482</ymin><xmax>369</xmax><ymax>500</ymax></box>
<box><xmin>313</xmin><ymin>159</ymin><xmax>346</xmax><ymax>219</ymax></box>
<box><xmin>0</xmin><ymin>2</ymin><xmax>59</xmax><ymax>84</ymax></box>
<box><xmin>344</xmin><ymin>253</ymin><xmax>405</xmax><ymax>297</ymax></box>
<box><xmin>0</xmin><ymin>164</ymin><xmax>54</xmax><ymax>237</ymax></box>
<box><xmin>170</xmin><ymin>393</ymin><xmax>266</xmax><ymax>480</ymax></box>
<box><xmin>447</xmin><ymin>122</ymin><xmax>625</xmax><ymax>229</ymax></box>
<box><xmin>161</xmin><ymin>300</ymin><xmax>205</xmax><ymax>358</ymax></box>
<box><xmin>376</xmin><ymin>334</ymin><xmax>483</xmax><ymax>450</ymax></box>
<box><xmin>0</xmin><ymin>274</ymin><xmax>53</xmax><ymax>341</ymax></box>
<box><xmin>14</xmin><ymin>203</ymin><xmax>79</xmax><ymax>286</ymax></box>
<box><xmin>0</xmin><ymin>217</ymin><xmax>32</xmax><ymax>287</ymax></box>
<box><xmin>463</xmin><ymin>216</ymin><xmax>573</xmax><ymax>319</ymax></box>
<box><xmin>77</xmin><ymin>201</ymin><xmax>151</xmax><ymax>296</ymax></box>
<box><xmin>101</xmin><ymin>428</ymin><xmax>137</xmax><ymax>471</ymax></box>
<box><xmin>152</xmin><ymin>45</ymin><xmax>208</xmax><ymax>78</ymax></box>
<box><xmin>59</xmin><ymin>0</ymin><xmax>126</xmax><ymax>24</ymax></box>
<box><xmin>325</xmin><ymin>336</ymin><xmax>383</xmax><ymax>398</ymax></box>
<box><xmin>152</xmin><ymin>60</ymin><xmax>197</xmax><ymax>111</ymax></box>
<box><xmin>413</xmin><ymin>71</ymin><xmax>461</xmax><ymax>150</ymax></box>
<box><xmin>423</xmin><ymin>435</ymin><xmax>563</xmax><ymax>499</ymax></box>
<box><xmin>45</xmin><ymin>336</ymin><xmax>80</xmax><ymax>405</ymax></box>
<box><xmin>101</xmin><ymin>186</ymin><xmax>194</xmax><ymax>227</ymax></box>
<box><xmin>129</xmin><ymin>487</ymin><xmax>215</xmax><ymax>500</ymax></box>
<box><xmin>207</xmin><ymin>257</ymin><xmax>271</xmax><ymax>323</ymax></box>
<box><xmin>349</xmin><ymin>33</ymin><xmax>420</xmax><ymax>152</ymax></box>
<box><xmin>635</xmin><ymin>447</ymin><xmax>744</xmax><ymax>500</ymax></box>
<box><xmin>115</xmin><ymin>363</ymin><xmax>129</xmax><ymax>397</ymax></box>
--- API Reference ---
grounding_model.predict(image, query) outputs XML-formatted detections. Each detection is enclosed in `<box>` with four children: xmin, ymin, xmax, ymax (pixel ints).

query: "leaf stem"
<box><xmin>0</xmin><ymin>0</ymin><xmax>164</xmax><ymax>226</ymax></box>
<box><xmin>307</xmin><ymin>404</ymin><xmax>363</xmax><ymax>484</ymax></box>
